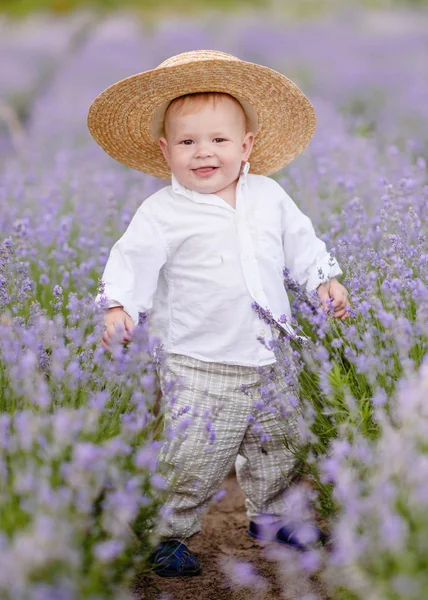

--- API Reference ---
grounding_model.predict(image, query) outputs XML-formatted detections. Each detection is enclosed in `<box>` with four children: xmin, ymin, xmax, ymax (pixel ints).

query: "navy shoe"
<box><xmin>248</xmin><ymin>520</ymin><xmax>324</xmax><ymax>551</ymax></box>
<box><xmin>149</xmin><ymin>539</ymin><xmax>202</xmax><ymax>577</ymax></box>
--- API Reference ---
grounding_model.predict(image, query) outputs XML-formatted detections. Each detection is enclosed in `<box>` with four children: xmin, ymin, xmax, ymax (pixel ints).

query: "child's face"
<box><xmin>159</xmin><ymin>95</ymin><xmax>254</xmax><ymax>196</ymax></box>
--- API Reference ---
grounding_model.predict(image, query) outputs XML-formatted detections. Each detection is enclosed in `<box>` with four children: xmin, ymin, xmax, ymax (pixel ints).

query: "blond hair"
<box><xmin>163</xmin><ymin>92</ymin><xmax>248</xmax><ymax>137</ymax></box>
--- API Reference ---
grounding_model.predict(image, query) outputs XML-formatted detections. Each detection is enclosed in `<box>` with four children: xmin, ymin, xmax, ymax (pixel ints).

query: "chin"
<box><xmin>196</xmin><ymin>185</ymin><xmax>217</xmax><ymax>194</ymax></box>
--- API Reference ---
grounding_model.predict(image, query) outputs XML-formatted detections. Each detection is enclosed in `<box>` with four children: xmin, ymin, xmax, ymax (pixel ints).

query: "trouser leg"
<box><xmin>155</xmin><ymin>354</ymin><xmax>259</xmax><ymax>540</ymax></box>
<box><xmin>235</xmin><ymin>364</ymin><xmax>302</xmax><ymax>522</ymax></box>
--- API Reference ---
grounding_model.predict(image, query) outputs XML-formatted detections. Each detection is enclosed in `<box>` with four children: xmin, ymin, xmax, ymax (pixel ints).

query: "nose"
<box><xmin>195</xmin><ymin>142</ymin><xmax>213</xmax><ymax>158</ymax></box>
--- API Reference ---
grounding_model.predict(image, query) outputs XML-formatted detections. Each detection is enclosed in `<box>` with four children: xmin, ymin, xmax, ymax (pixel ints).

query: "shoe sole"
<box><xmin>153</xmin><ymin>567</ymin><xmax>202</xmax><ymax>578</ymax></box>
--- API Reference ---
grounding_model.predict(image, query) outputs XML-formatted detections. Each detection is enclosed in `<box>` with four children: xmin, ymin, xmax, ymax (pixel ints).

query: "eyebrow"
<box><xmin>174</xmin><ymin>131</ymin><xmax>229</xmax><ymax>139</ymax></box>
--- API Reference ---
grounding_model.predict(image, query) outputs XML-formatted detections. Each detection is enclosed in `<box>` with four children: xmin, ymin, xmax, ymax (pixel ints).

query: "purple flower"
<box><xmin>94</xmin><ymin>539</ymin><xmax>125</xmax><ymax>562</ymax></box>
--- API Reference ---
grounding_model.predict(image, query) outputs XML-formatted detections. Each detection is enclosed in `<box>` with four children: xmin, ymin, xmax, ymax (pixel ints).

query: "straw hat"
<box><xmin>87</xmin><ymin>50</ymin><xmax>316</xmax><ymax>179</ymax></box>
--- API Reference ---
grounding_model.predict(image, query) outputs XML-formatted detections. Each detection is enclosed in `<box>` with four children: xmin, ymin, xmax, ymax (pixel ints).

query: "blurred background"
<box><xmin>0</xmin><ymin>0</ymin><xmax>427</xmax><ymax>217</ymax></box>
<box><xmin>0</xmin><ymin>0</ymin><xmax>427</xmax><ymax>17</ymax></box>
<box><xmin>1</xmin><ymin>0</ymin><xmax>427</xmax><ymax>159</ymax></box>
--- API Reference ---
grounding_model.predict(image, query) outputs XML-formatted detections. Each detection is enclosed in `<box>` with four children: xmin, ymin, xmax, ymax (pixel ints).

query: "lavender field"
<box><xmin>1</xmin><ymin>5</ymin><xmax>428</xmax><ymax>599</ymax></box>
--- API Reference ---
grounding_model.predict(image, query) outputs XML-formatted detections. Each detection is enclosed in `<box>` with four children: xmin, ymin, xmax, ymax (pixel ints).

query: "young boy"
<box><xmin>88</xmin><ymin>50</ymin><xmax>349</xmax><ymax>577</ymax></box>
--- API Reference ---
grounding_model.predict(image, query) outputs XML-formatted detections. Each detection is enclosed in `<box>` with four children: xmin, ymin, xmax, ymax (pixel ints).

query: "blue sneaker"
<box><xmin>149</xmin><ymin>539</ymin><xmax>202</xmax><ymax>577</ymax></box>
<box><xmin>248</xmin><ymin>520</ymin><xmax>324</xmax><ymax>551</ymax></box>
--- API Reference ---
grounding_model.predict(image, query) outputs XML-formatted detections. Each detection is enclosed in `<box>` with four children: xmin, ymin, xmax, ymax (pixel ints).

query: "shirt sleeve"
<box><xmin>95</xmin><ymin>206</ymin><xmax>168</xmax><ymax>324</ymax></box>
<box><xmin>281</xmin><ymin>190</ymin><xmax>342</xmax><ymax>292</ymax></box>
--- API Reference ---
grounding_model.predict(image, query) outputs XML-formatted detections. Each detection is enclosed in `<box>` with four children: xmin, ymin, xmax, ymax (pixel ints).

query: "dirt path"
<box><xmin>137</xmin><ymin>473</ymin><xmax>328</xmax><ymax>600</ymax></box>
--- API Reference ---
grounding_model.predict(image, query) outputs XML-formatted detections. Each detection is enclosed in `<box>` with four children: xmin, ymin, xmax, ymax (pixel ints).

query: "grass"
<box><xmin>0</xmin><ymin>0</ymin><xmax>269</xmax><ymax>17</ymax></box>
<box><xmin>1</xmin><ymin>0</ymin><xmax>427</xmax><ymax>19</ymax></box>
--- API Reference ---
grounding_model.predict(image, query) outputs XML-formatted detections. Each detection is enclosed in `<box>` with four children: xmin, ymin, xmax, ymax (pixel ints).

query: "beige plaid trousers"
<box><xmin>155</xmin><ymin>351</ymin><xmax>301</xmax><ymax>540</ymax></box>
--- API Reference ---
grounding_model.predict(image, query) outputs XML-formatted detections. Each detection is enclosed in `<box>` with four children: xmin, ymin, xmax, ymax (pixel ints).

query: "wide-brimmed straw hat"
<box><xmin>87</xmin><ymin>49</ymin><xmax>316</xmax><ymax>179</ymax></box>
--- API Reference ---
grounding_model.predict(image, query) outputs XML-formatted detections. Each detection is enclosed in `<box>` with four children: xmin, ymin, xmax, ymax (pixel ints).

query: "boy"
<box><xmin>88</xmin><ymin>50</ymin><xmax>349</xmax><ymax>577</ymax></box>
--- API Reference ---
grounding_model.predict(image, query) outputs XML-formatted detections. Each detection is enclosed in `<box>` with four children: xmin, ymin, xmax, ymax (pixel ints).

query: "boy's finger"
<box><xmin>333</xmin><ymin>305</ymin><xmax>352</xmax><ymax>319</ymax></box>
<box><xmin>105</xmin><ymin>324</ymin><xmax>126</xmax><ymax>343</ymax></box>
<box><xmin>105</xmin><ymin>326</ymin><xmax>131</xmax><ymax>343</ymax></box>
<box><xmin>333</xmin><ymin>300</ymin><xmax>345</xmax><ymax>311</ymax></box>
<box><xmin>123</xmin><ymin>320</ymin><xmax>134</xmax><ymax>342</ymax></box>
<box><xmin>106</xmin><ymin>322</ymin><xmax>126</xmax><ymax>338</ymax></box>
<box><xmin>333</xmin><ymin>294</ymin><xmax>348</xmax><ymax>309</ymax></box>
<box><xmin>332</xmin><ymin>308</ymin><xmax>347</xmax><ymax>318</ymax></box>
<box><xmin>317</xmin><ymin>285</ymin><xmax>330</xmax><ymax>308</ymax></box>
<box><xmin>124</xmin><ymin>317</ymin><xmax>135</xmax><ymax>332</ymax></box>
<box><xmin>102</xmin><ymin>335</ymin><xmax>130</xmax><ymax>349</ymax></box>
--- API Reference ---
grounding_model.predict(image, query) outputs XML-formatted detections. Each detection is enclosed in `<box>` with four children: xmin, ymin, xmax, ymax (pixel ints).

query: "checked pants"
<box><xmin>155</xmin><ymin>352</ymin><xmax>301</xmax><ymax>540</ymax></box>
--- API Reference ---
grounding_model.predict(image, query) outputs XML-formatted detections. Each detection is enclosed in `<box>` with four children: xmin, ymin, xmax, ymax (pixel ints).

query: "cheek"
<box><xmin>168</xmin><ymin>150</ymin><xmax>186</xmax><ymax>168</ymax></box>
<box><xmin>178</xmin><ymin>147</ymin><xmax>193</xmax><ymax>160</ymax></box>
<box><xmin>219</xmin><ymin>146</ymin><xmax>237</xmax><ymax>160</ymax></box>
<box><xmin>223</xmin><ymin>148</ymin><xmax>245</xmax><ymax>168</ymax></box>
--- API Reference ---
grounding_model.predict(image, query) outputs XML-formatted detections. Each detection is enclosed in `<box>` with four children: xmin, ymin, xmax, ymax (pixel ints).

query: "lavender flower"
<box><xmin>1</xmin><ymin>8</ymin><xmax>428</xmax><ymax>599</ymax></box>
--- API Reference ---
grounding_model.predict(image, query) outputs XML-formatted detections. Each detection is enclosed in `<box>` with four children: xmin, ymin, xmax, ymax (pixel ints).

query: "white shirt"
<box><xmin>96</xmin><ymin>162</ymin><xmax>342</xmax><ymax>366</ymax></box>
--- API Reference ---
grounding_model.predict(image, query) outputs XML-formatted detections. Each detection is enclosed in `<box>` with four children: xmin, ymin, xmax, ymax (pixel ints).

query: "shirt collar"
<box><xmin>171</xmin><ymin>161</ymin><xmax>250</xmax><ymax>201</ymax></box>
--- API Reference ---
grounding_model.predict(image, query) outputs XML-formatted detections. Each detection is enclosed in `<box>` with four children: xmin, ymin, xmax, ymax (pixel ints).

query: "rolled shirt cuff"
<box><xmin>95</xmin><ymin>290</ymin><xmax>138</xmax><ymax>324</ymax></box>
<box><xmin>306</xmin><ymin>258</ymin><xmax>343</xmax><ymax>292</ymax></box>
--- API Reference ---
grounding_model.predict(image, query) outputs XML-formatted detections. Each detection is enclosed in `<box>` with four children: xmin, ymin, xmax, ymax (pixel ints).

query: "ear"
<box><xmin>159</xmin><ymin>137</ymin><xmax>170</xmax><ymax>164</ymax></box>
<box><xmin>241</xmin><ymin>132</ymin><xmax>255</xmax><ymax>162</ymax></box>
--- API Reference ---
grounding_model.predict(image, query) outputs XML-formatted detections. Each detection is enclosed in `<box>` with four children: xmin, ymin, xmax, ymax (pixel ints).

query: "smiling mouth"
<box><xmin>192</xmin><ymin>166</ymin><xmax>219</xmax><ymax>176</ymax></box>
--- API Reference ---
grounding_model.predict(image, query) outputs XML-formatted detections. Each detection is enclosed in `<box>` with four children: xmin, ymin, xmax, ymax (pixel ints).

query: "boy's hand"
<box><xmin>102</xmin><ymin>306</ymin><xmax>135</xmax><ymax>351</ymax></box>
<box><xmin>317</xmin><ymin>278</ymin><xmax>350</xmax><ymax>320</ymax></box>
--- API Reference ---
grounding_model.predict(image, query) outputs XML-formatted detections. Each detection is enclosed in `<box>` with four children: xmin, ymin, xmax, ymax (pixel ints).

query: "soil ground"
<box><xmin>136</xmin><ymin>472</ymin><xmax>329</xmax><ymax>600</ymax></box>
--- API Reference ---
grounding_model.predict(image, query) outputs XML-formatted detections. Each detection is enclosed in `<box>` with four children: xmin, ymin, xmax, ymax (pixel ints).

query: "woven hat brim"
<box><xmin>87</xmin><ymin>58</ymin><xmax>316</xmax><ymax>179</ymax></box>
